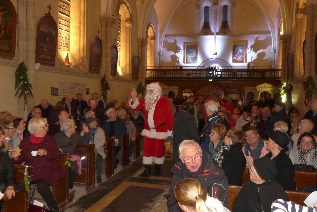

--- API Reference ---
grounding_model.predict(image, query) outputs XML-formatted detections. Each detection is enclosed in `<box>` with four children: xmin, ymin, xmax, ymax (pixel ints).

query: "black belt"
<box><xmin>151</xmin><ymin>122</ymin><xmax>166</xmax><ymax>129</ymax></box>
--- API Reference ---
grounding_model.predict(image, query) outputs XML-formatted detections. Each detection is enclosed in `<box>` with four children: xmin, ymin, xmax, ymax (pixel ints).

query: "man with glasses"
<box><xmin>167</xmin><ymin>140</ymin><xmax>228</xmax><ymax>211</ymax></box>
<box><xmin>243</xmin><ymin>126</ymin><xmax>269</xmax><ymax>167</ymax></box>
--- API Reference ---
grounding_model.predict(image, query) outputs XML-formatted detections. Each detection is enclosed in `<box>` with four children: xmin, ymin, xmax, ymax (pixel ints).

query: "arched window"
<box><xmin>147</xmin><ymin>24</ymin><xmax>155</xmax><ymax>67</ymax></box>
<box><xmin>201</xmin><ymin>6</ymin><xmax>211</xmax><ymax>33</ymax></box>
<box><xmin>219</xmin><ymin>5</ymin><xmax>230</xmax><ymax>32</ymax></box>
<box><xmin>117</xmin><ymin>3</ymin><xmax>132</xmax><ymax>78</ymax></box>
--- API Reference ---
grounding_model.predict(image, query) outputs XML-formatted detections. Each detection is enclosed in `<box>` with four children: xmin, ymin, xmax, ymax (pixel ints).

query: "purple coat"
<box><xmin>17</xmin><ymin>135</ymin><xmax>64</xmax><ymax>184</ymax></box>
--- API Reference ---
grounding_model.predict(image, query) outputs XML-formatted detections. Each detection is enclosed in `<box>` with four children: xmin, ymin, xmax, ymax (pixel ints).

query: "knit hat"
<box><xmin>85</xmin><ymin>117</ymin><xmax>96</xmax><ymax>125</ymax></box>
<box><xmin>105</xmin><ymin>102</ymin><xmax>115</xmax><ymax>114</ymax></box>
<box><xmin>267</xmin><ymin>131</ymin><xmax>289</xmax><ymax>150</ymax></box>
<box><xmin>253</xmin><ymin>157</ymin><xmax>277</xmax><ymax>181</ymax></box>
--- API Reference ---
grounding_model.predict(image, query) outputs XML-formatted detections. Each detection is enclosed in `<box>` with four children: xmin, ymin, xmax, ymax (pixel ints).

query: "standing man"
<box><xmin>303</xmin><ymin>98</ymin><xmax>317</xmax><ymax>136</ymax></box>
<box><xmin>73</xmin><ymin>93</ymin><xmax>88</xmax><ymax>129</ymax></box>
<box><xmin>129</xmin><ymin>82</ymin><xmax>174</xmax><ymax>177</ymax></box>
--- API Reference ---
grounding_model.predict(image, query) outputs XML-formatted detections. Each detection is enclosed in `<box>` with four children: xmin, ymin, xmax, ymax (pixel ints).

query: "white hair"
<box><xmin>205</xmin><ymin>100</ymin><xmax>219</xmax><ymax>113</ymax></box>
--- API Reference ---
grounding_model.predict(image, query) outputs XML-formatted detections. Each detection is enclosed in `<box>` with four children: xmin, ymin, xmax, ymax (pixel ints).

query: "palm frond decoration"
<box><xmin>15</xmin><ymin>62</ymin><xmax>33</xmax><ymax>105</ymax></box>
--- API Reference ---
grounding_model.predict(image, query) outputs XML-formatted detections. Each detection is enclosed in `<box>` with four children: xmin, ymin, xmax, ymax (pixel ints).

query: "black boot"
<box><xmin>154</xmin><ymin>164</ymin><xmax>161</xmax><ymax>176</ymax></box>
<box><xmin>139</xmin><ymin>165</ymin><xmax>151</xmax><ymax>177</ymax></box>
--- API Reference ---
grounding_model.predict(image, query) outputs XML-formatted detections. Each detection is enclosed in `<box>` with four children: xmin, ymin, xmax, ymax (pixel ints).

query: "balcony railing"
<box><xmin>146</xmin><ymin>67</ymin><xmax>281</xmax><ymax>81</ymax></box>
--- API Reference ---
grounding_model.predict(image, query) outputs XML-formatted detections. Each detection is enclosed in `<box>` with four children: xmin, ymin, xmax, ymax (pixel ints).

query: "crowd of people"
<box><xmin>0</xmin><ymin>91</ymin><xmax>144</xmax><ymax>211</ymax></box>
<box><xmin>0</xmin><ymin>87</ymin><xmax>317</xmax><ymax>212</ymax></box>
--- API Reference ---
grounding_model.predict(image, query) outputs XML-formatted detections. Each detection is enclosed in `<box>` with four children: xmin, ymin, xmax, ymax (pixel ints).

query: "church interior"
<box><xmin>0</xmin><ymin>0</ymin><xmax>317</xmax><ymax>211</ymax></box>
<box><xmin>0</xmin><ymin>0</ymin><xmax>316</xmax><ymax>116</ymax></box>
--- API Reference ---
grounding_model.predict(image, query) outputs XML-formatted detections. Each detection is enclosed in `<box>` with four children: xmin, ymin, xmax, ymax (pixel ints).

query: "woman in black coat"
<box><xmin>216</xmin><ymin>128</ymin><xmax>246</xmax><ymax>185</ymax></box>
<box><xmin>172</xmin><ymin>102</ymin><xmax>200</xmax><ymax>165</ymax></box>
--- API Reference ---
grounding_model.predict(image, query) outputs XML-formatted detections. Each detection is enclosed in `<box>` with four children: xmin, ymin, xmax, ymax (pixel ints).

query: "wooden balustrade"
<box><xmin>74</xmin><ymin>144</ymin><xmax>95</xmax><ymax>191</ymax></box>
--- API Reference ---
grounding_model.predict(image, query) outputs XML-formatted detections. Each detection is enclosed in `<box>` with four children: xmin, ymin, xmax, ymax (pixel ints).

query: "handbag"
<box><xmin>28</xmin><ymin>203</ymin><xmax>50</xmax><ymax>212</ymax></box>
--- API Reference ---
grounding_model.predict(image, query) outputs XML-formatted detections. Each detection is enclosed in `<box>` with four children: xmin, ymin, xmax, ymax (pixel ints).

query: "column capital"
<box><xmin>295</xmin><ymin>13</ymin><xmax>304</xmax><ymax>22</ymax></box>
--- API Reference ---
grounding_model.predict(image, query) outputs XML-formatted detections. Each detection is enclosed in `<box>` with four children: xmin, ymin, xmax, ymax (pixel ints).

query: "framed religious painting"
<box><xmin>184</xmin><ymin>42</ymin><xmax>198</xmax><ymax>64</ymax></box>
<box><xmin>232</xmin><ymin>41</ymin><xmax>247</xmax><ymax>63</ymax></box>
<box><xmin>0</xmin><ymin>0</ymin><xmax>16</xmax><ymax>59</ymax></box>
<box><xmin>35</xmin><ymin>7</ymin><xmax>58</xmax><ymax>67</ymax></box>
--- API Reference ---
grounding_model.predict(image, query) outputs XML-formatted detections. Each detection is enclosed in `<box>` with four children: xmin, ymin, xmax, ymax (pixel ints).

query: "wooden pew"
<box><xmin>228</xmin><ymin>185</ymin><xmax>242</xmax><ymax>211</ymax></box>
<box><xmin>2</xmin><ymin>165</ymin><xmax>28</xmax><ymax>212</ymax></box>
<box><xmin>74</xmin><ymin>144</ymin><xmax>95</xmax><ymax>191</ymax></box>
<box><xmin>286</xmin><ymin>190</ymin><xmax>309</xmax><ymax>205</ymax></box>
<box><xmin>228</xmin><ymin>186</ymin><xmax>310</xmax><ymax>211</ymax></box>
<box><xmin>243</xmin><ymin>168</ymin><xmax>317</xmax><ymax>191</ymax></box>
<box><xmin>294</xmin><ymin>171</ymin><xmax>317</xmax><ymax>191</ymax></box>
<box><xmin>13</xmin><ymin>155</ymin><xmax>69</xmax><ymax>211</ymax></box>
<box><xmin>122</xmin><ymin>134</ymin><xmax>129</xmax><ymax>166</ymax></box>
<box><xmin>134</xmin><ymin>132</ymin><xmax>141</xmax><ymax>159</ymax></box>
<box><xmin>105</xmin><ymin>137</ymin><xmax>114</xmax><ymax>178</ymax></box>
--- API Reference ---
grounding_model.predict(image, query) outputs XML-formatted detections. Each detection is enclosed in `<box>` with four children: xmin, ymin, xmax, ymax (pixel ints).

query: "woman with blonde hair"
<box><xmin>201</xmin><ymin>124</ymin><xmax>227</xmax><ymax>159</ymax></box>
<box><xmin>174</xmin><ymin>178</ymin><xmax>228</xmax><ymax>212</ymax></box>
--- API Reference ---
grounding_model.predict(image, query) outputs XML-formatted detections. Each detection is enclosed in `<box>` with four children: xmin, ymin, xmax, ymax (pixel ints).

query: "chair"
<box><xmin>242</xmin><ymin>167</ymin><xmax>250</xmax><ymax>185</ymax></box>
<box><xmin>228</xmin><ymin>185</ymin><xmax>242</xmax><ymax>211</ymax></box>
<box><xmin>134</xmin><ymin>131</ymin><xmax>141</xmax><ymax>159</ymax></box>
<box><xmin>74</xmin><ymin>144</ymin><xmax>95</xmax><ymax>191</ymax></box>
<box><xmin>121</xmin><ymin>134</ymin><xmax>129</xmax><ymax>166</ymax></box>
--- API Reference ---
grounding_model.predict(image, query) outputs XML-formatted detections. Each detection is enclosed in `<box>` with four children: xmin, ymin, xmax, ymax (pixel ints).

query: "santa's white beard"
<box><xmin>145</xmin><ymin>92</ymin><xmax>161</xmax><ymax>111</ymax></box>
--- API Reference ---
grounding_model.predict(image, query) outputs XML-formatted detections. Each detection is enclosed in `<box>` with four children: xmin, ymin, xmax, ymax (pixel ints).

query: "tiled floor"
<box><xmin>64</xmin><ymin>154</ymin><xmax>173</xmax><ymax>212</ymax></box>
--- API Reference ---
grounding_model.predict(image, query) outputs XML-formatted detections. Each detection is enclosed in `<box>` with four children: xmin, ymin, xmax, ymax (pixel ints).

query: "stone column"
<box><xmin>138</xmin><ymin>38</ymin><xmax>147</xmax><ymax>84</ymax></box>
<box><xmin>26</xmin><ymin>0</ymin><xmax>36</xmax><ymax>109</ymax></box>
<box><xmin>304</xmin><ymin>2</ymin><xmax>314</xmax><ymax>77</ymax></box>
<box><xmin>294</xmin><ymin>13</ymin><xmax>304</xmax><ymax>79</ymax></box>
<box><xmin>126</xmin><ymin>21</ymin><xmax>132</xmax><ymax>78</ymax></box>
<box><xmin>100</xmin><ymin>16</ymin><xmax>115</xmax><ymax>80</ymax></box>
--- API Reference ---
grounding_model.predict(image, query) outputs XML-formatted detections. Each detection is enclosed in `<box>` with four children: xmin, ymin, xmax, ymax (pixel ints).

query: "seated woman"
<box><xmin>12</xmin><ymin>117</ymin><xmax>64</xmax><ymax>212</ymax></box>
<box><xmin>233</xmin><ymin>157</ymin><xmax>289</xmax><ymax>212</ymax></box>
<box><xmin>201</xmin><ymin>124</ymin><xmax>227</xmax><ymax>159</ymax></box>
<box><xmin>55</xmin><ymin>118</ymin><xmax>90</xmax><ymax>189</ymax></box>
<box><xmin>174</xmin><ymin>178</ymin><xmax>229</xmax><ymax>212</ymax></box>
<box><xmin>265</xmin><ymin>131</ymin><xmax>296</xmax><ymax>191</ymax></box>
<box><xmin>289</xmin><ymin>132</ymin><xmax>317</xmax><ymax>170</ymax></box>
<box><xmin>0</xmin><ymin>126</ymin><xmax>15</xmax><ymax>210</ymax></box>
<box><xmin>215</xmin><ymin>128</ymin><xmax>246</xmax><ymax>185</ymax></box>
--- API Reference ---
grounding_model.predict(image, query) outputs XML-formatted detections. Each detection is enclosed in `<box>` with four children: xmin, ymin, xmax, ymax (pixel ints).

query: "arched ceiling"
<box><xmin>141</xmin><ymin>0</ymin><xmax>288</xmax><ymax>49</ymax></box>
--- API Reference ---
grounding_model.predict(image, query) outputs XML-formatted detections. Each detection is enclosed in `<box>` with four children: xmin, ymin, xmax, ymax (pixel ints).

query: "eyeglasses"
<box><xmin>182</xmin><ymin>154</ymin><xmax>203</xmax><ymax>163</ymax></box>
<box><xmin>34</xmin><ymin>112</ymin><xmax>42</xmax><ymax>114</ymax></box>
<box><xmin>245</xmin><ymin>133</ymin><xmax>257</xmax><ymax>139</ymax></box>
<box><xmin>301</xmin><ymin>140</ymin><xmax>313</xmax><ymax>144</ymax></box>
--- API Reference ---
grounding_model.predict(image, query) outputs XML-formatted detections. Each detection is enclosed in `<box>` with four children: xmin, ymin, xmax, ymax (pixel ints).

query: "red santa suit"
<box><xmin>130</xmin><ymin>95</ymin><xmax>174</xmax><ymax>165</ymax></box>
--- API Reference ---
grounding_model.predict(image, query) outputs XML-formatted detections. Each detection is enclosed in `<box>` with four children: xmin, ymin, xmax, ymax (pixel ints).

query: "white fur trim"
<box><xmin>147</xmin><ymin>82</ymin><xmax>161</xmax><ymax>89</ymax></box>
<box><xmin>142</xmin><ymin>129</ymin><xmax>170</xmax><ymax>139</ymax></box>
<box><xmin>147</xmin><ymin>101</ymin><xmax>158</xmax><ymax>129</ymax></box>
<box><xmin>154</xmin><ymin>156</ymin><xmax>165</xmax><ymax>165</ymax></box>
<box><xmin>143</xmin><ymin>156</ymin><xmax>153</xmax><ymax>165</ymax></box>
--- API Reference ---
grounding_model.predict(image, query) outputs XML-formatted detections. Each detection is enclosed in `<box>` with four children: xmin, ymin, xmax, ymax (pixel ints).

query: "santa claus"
<box><xmin>129</xmin><ymin>82</ymin><xmax>174</xmax><ymax>177</ymax></box>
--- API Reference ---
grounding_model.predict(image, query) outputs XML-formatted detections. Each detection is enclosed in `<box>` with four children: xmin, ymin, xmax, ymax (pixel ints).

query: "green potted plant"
<box><xmin>15</xmin><ymin>62</ymin><xmax>33</xmax><ymax>106</ymax></box>
<box><xmin>100</xmin><ymin>74</ymin><xmax>110</xmax><ymax>103</ymax></box>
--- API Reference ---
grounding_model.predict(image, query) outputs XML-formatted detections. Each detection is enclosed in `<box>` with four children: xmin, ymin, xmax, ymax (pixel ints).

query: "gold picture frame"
<box><xmin>232</xmin><ymin>41</ymin><xmax>247</xmax><ymax>63</ymax></box>
<box><xmin>184</xmin><ymin>42</ymin><xmax>198</xmax><ymax>64</ymax></box>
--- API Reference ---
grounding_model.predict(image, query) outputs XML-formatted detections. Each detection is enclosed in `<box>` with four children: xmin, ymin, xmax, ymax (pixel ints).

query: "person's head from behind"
<box><xmin>250</xmin><ymin>157</ymin><xmax>277</xmax><ymax>185</ymax></box>
<box><xmin>298</xmin><ymin>119</ymin><xmax>314</xmax><ymax>134</ymax></box>
<box><xmin>224</xmin><ymin>128</ymin><xmax>245</xmax><ymax>146</ymax></box>
<box><xmin>174</xmin><ymin>178</ymin><xmax>208</xmax><ymax>212</ymax></box>
<box><xmin>181</xmin><ymin>102</ymin><xmax>195</xmax><ymax>115</ymax></box>
<box><xmin>204</xmin><ymin>100</ymin><xmax>219</xmax><ymax>117</ymax></box>
<box><xmin>274</xmin><ymin>121</ymin><xmax>288</xmax><ymax>133</ymax></box>
<box><xmin>179</xmin><ymin>140</ymin><xmax>203</xmax><ymax>173</ymax></box>
<box><xmin>85</xmin><ymin>110</ymin><xmax>96</xmax><ymax>119</ymax></box>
